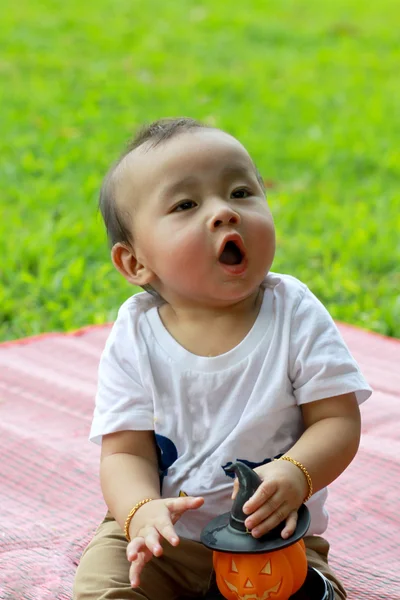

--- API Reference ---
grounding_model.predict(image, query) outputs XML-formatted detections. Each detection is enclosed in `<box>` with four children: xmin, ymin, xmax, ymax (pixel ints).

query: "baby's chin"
<box><xmin>206</xmin><ymin>285</ymin><xmax>264</xmax><ymax>307</ymax></box>
<box><xmin>156</xmin><ymin>271</ymin><xmax>264</xmax><ymax>305</ymax></box>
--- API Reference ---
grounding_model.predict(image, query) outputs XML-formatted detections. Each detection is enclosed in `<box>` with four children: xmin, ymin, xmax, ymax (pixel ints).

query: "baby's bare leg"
<box><xmin>73</xmin><ymin>513</ymin><xmax>214</xmax><ymax>600</ymax></box>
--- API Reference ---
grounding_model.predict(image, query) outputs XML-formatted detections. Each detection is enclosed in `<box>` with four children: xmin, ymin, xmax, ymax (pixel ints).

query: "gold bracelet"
<box><xmin>124</xmin><ymin>498</ymin><xmax>154</xmax><ymax>542</ymax></box>
<box><xmin>279</xmin><ymin>455</ymin><xmax>313</xmax><ymax>502</ymax></box>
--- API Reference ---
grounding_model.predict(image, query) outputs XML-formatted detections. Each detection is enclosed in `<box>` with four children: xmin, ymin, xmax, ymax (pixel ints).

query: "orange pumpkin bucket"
<box><xmin>201</xmin><ymin>462</ymin><xmax>334</xmax><ymax>599</ymax></box>
<box><xmin>213</xmin><ymin>540</ymin><xmax>307</xmax><ymax>600</ymax></box>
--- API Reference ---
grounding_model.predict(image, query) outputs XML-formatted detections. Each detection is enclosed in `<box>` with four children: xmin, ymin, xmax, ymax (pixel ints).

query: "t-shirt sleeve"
<box><xmin>89</xmin><ymin>305</ymin><xmax>154</xmax><ymax>445</ymax></box>
<box><xmin>289</xmin><ymin>287</ymin><xmax>372</xmax><ymax>405</ymax></box>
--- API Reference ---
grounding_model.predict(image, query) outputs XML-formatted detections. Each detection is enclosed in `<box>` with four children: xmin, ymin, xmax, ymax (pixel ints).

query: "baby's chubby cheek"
<box><xmin>170</xmin><ymin>233</ymin><xmax>208</xmax><ymax>265</ymax></box>
<box><xmin>143</xmin><ymin>236</ymin><xmax>206</xmax><ymax>284</ymax></box>
<box><xmin>247</xmin><ymin>217</ymin><xmax>275</xmax><ymax>258</ymax></box>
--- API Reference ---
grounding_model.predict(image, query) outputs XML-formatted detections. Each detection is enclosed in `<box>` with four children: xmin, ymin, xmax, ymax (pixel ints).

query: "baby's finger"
<box><xmin>231</xmin><ymin>479</ymin><xmax>239</xmax><ymax>500</ymax></box>
<box><xmin>127</xmin><ymin>536</ymin><xmax>146</xmax><ymax>561</ymax></box>
<box><xmin>244</xmin><ymin>491</ymin><xmax>281</xmax><ymax>528</ymax></box>
<box><xmin>166</xmin><ymin>495</ymin><xmax>204</xmax><ymax>512</ymax></box>
<box><xmin>242</xmin><ymin>481</ymin><xmax>278</xmax><ymax>515</ymax></box>
<box><xmin>165</xmin><ymin>496</ymin><xmax>204</xmax><ymax>522</ymax></box>
<box><xmin>248</xmin><ymin>503</ymin><xmax>289</xmax><ymax>538</ymax></box>
<box><xmin>143</xmin><ymin>527</ymin><xmax>163</xmax><ymax>557</ymax></box>
<box><xmin>158</xmin><ymin>521</ymin><xmax>180</xmax><ymax>546</ymax></box>
<box><xmin>129</xmin><ymin>552</ymin><xmax>147</xmax><ymax>588</ymax></box>
<box><xmin>281</xmin><ymin>510</ymin><xmax>298</xmax><ymax>539</ymax></box>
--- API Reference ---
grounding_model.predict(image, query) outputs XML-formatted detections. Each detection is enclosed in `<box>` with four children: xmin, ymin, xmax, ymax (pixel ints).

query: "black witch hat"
<box><xmin>201</xmin><ymin>462</ymin><xmax>310</xmax><ymax>554</ymax></box>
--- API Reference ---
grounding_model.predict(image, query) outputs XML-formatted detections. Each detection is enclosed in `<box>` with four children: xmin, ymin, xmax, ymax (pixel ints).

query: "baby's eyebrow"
<box><xmin>161</xmin><ymin>176</ymin><xmax>199</xmax><ymax>199</ymax></box>
<box><xmin>160</xmin><ymin>165</ymin><xmax>255</xmax><ymax>201</ymax></box>
<box><xmin>221</xmin><ymin>165</ymin><xmax>251</xmax><ymax>177</ymax></box>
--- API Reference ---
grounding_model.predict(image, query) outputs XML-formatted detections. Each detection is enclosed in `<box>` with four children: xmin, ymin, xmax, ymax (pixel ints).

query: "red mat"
<box><xmin>0</xmin><ymin>323</ymin><xmax>399</xmax><ymax>600</ymax></box>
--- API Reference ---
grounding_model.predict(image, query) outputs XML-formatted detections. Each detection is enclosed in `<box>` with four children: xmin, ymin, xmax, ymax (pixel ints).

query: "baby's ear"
<box><xmin>111</xmin><ymin>243</ymin><xmax>155</xmax><ymax>287</ymax></box>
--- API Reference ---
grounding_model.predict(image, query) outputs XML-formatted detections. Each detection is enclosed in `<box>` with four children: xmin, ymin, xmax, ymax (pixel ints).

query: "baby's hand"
<box><xmin>126</xmin><ymin>496</ymin><xmax>204</xmax><ymax>588</ymax></box>
<box><xmin>232</xmin><ymin>460</ymin><xmax>308</xmax><ymax>540</ymax></box>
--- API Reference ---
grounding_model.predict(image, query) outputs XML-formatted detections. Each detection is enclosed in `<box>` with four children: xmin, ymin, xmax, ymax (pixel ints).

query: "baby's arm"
<box><xmin>286</xmin><ymin>391</ymin><xmax>361</xmax><ymax>493</ymax></box>
<box><xmin>101</xmin><ymin>430</ymin><xmax>204</xmax><ymax>587</ymax></box>
<box><xmin>101</xmin><ymin>430</ymin><xmax>161</xmax><ymax>531</ymax></box>
<box><xmin>237</xmin><ymin>392</ymin><xmax>361</xmax><ymax>538</ymax></box>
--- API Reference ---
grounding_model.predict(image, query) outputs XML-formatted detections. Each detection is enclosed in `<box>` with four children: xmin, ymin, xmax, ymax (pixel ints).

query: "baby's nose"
<box><xmin>209</xmin><ymin>206</ymin><xmax>240</xmax><ymax>230</ymax></box>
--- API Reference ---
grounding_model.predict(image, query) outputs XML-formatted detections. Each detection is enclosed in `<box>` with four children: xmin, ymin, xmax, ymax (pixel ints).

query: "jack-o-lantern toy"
<box><xmin>201</xmin><ymin>462</ymin><xmax>335</xmax><ymax>600</ymax></box>
<box><xmin>213</xmin><ymin>540</ymin><xmax>307</xmax><ymax>599</ymax></box>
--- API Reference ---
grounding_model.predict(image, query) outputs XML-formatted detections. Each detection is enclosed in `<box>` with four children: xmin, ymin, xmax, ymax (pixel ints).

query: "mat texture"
<box><xmin>0</xmin><ymin>323</ymin><xmax>399</xmax><ymax>600</ymax></box>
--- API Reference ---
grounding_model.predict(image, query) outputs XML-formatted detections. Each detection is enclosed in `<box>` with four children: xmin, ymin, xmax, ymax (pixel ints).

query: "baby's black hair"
<box><xmin>99</xmin><ymin>117</ymin><xmax>209</xmax><ymax>248</ymax></box>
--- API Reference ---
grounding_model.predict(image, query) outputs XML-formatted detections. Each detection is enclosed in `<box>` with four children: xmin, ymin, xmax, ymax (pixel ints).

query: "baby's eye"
<box><xmin>173</xmin><ymin>200</ymin><xmax>197</xmax><ymax>212</ymax></box>
<box><xmin>231</xmin><ymin>188</ymin><xmax>250</xmax><ymax>199</ymax></box>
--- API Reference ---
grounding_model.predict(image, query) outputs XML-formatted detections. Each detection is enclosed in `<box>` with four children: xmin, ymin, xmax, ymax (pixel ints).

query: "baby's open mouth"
<box><xmin>219</xmin><ymin>240</ymin><xmax>244</xmax><ymax>266</ymax></box>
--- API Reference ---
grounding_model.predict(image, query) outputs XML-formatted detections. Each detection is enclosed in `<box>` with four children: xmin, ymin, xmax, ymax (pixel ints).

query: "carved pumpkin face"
<box><xmin>213</xmin><ymin>540</ymin><xmax>307</xmax><ymax>600</ymax></box>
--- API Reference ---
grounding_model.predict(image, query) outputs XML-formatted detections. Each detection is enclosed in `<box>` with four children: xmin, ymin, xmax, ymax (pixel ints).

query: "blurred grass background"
<box><xmin>1</xmin><ymin>0</ymin><xmax>399</xmax><ymax>341</ymax></box>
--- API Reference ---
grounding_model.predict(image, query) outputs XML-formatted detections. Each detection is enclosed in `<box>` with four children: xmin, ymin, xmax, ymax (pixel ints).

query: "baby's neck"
<box><xmin>158</xmin><ymin>289</ymin><xmax>263</xmax><ymax>357</ymax></box>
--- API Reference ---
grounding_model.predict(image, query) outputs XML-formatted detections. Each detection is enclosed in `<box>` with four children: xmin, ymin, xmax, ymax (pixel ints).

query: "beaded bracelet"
<box><xmin>124</xmin><ymin>498</ymin><xmax>154</xmax><ymax>542</ymax></box>
<box><xmin>279</xmin><ymin>455</ymin><xmax>313</xmax><ymax>502</ymax></box>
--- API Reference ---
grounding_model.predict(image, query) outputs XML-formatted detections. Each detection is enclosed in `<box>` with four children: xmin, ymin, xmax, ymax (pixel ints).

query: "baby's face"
<box><xmin>115</xmin><ymin>128</ymin><xmax>275</xmax><ymax>306</ymax></box>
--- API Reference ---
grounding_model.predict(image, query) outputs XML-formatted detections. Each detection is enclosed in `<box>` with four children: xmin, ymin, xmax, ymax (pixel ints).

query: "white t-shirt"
<box><xmin>90</xmin><ymin>273</ymin><xmax>372</xmax><ymax>540</ymax></box>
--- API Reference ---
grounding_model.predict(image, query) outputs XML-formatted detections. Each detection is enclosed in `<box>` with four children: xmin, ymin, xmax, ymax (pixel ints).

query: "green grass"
<box><xmin>1</xmin><ymin>0</ymin><xmax>399</xmax><ymax>341</ymax></box>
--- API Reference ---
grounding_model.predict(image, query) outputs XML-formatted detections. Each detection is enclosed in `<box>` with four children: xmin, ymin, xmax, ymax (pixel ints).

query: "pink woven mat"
<box><xmin>0</xmin><ymin>323</ymin><xmax>399</xmax><ymax>600</ymax></box>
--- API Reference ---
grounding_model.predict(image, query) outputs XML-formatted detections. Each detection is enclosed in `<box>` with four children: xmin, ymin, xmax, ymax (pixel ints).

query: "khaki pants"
<box><xmin>74</xmin><ymin>513</ymin><xmax>346</xmax><ymax>599</ymax></box>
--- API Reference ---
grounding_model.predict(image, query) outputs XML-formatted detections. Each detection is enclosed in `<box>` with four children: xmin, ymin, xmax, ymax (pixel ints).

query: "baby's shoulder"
<box><xmin>264</xmin><ymin>272</ymin><xmax>308</xmax><ymax>307</ymax></box>
<box><xmin>105</xmin><ymin>291</ymin><xmax>161</xmax><ymax>353</ymax></box>
<box><xmin>115</xmin><ymin>291</ymin><xmax>161</xmax><ymax>324</ymax></box>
